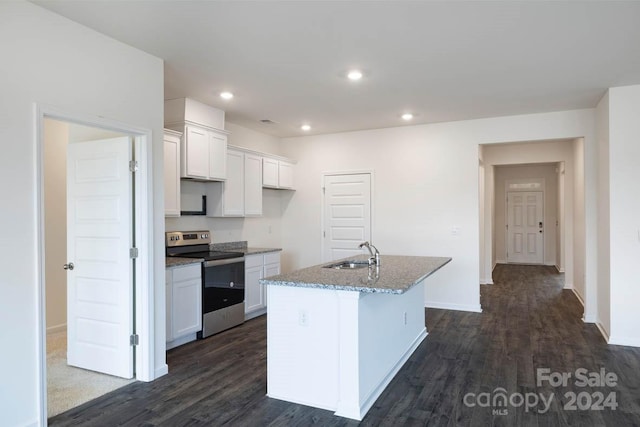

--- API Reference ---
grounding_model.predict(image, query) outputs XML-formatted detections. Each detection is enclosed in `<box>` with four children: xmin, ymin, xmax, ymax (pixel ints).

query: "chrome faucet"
<box><xmin>358</xmin><ymin>241</ymin><xmax>380</xmax><ymax>266</ymax></box>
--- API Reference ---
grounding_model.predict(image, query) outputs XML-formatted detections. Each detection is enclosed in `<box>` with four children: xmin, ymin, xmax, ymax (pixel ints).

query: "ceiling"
<box><xmin>33</xmin><ymin>1</ymin><xmax>640</xmax><ymax>138</ymax></box>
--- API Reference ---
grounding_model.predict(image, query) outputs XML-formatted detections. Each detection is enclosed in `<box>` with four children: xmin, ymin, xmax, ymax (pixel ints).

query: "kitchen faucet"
<box><xmin>358</xmin><ymin>241</ymin><xmax>380</xmax><ymax>266</ymax></box>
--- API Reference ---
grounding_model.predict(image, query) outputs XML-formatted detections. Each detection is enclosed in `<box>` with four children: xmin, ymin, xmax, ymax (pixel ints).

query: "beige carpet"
<box><xmin>47</xmin><ymin>331</ymin><xmax>135</xmax><ymax>418</ymax></box>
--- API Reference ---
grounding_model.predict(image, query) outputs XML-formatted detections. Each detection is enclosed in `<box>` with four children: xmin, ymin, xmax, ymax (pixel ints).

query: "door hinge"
<box><xmin>323</xmin><ymin>230</ymin><xmax>326</xmax><ymax>238</ymax></box>
<box><xmin>129</xmin><ymin>160</ymin><xmax>139</xmax><ymax>172</ymax></box>
<box><xmin>322</xmin><ymin>186</ymin><xmax>326</xmax><ymax>194</ymax></box>
<box><xmin>130</xmin><ymin>334</ymin><xmax>139</xmax><ymax>346</ymax></box>
<box><xmin>130</xmin><ymin>247</ymin><xmax>139</xmax><ymax>259</ymax></box>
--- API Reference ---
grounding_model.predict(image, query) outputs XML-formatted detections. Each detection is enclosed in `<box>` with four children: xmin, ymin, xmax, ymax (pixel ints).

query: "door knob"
<box><xmin>63</xmin><ymin>263</ymin><xmax>74</xmax><ymax>271</ymax></box>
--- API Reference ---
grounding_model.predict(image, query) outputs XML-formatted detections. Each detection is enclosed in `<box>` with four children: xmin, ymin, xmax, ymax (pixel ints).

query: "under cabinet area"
<box><xmin>245</xmin><ymin>251</ymin><xmax>281</xmax><ymax>319</ymax></box>
<box><xmin>166</xmin><ymin>263</ymin><xmax>202</xmax><ymax>350</ymax></box>
<box><xmin>263</xmin><ymin>157</ymin><xmax>294</xmax><ymax>189</ymax></box>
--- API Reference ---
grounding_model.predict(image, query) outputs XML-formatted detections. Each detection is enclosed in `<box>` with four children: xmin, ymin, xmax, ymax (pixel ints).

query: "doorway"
<box><xmin>44</xmin><ymin>119</ymin><xmax>137</xmax><ymax>417</ymax></box>
<box><xmin>321</xmin><ymin>172</ymin><xmax>373</xmax><ymax>262</ymax></box>
<box><xmin>36</xmin><ymin>106</ymin><xmax>155</xmax><ymax>424</ymax></box>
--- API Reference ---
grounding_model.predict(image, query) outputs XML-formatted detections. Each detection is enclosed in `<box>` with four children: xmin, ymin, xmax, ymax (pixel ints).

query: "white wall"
<box><xmin>281</xmin><ymin>109</ymin><xmax>595</xmax><ymax>313</ymax></box>
<box><xmin>0</xmin><ymin>2</ymin><xmax>164</xmax><ymax>425</ymax></box>
<box><xmin>573</xmin><ymin>138</ymin><xmax>587</xmax><ymax>310</ymax></box>
<box><xmin>165</xmin><ymin>121</ymin><xmax>290</xmax><ymax>250</ymax></box>
<box><xmin>493</xmin><ymin>164</ymin><xmax>558</xmax><ymax>266</ymax></box>
<box><xmin>607</xmin><ymin>85</ymin><xmax>640</xmax><ymax>346</ymax></box>
<box><xmin>596</xmin><ymin>91</ymin><xmax>611</xmax><ymax>338</ymax></box>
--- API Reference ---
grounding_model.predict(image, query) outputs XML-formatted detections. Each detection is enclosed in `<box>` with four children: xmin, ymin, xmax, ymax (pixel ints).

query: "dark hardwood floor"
<box><xmin>50</xmin><ymin>265</ymin><xmax>640</xmax><ymax>426</ymax></box>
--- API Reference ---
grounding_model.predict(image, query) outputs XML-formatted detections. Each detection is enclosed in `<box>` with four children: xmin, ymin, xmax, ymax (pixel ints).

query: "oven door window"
<box><xmin>202</xmin><ymin>261</ymin><xmax>245</xmax><ymax>312</ymax></box>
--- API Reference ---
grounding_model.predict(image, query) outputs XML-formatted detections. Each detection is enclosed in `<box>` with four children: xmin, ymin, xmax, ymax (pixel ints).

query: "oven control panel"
<box><xmin>166</xmin><ymin>230</ymin><xmax>211</xmax><ymax>247</ymax></box>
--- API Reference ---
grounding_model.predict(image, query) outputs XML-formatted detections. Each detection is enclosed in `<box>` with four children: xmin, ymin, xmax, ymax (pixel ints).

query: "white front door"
<box><xmin>66</xmin><ymin>137</ymin><xmax>134</xmax><ymax>378</ymax></box>
<box><xmin>507</xmin><ymin>191</ymin><xmax>544</xmax><ymax>264</ymax></box>
<box><xmin>322</xmin><ymin>173</ymin><xmax>372</xmax><ymax>262</ymax></box>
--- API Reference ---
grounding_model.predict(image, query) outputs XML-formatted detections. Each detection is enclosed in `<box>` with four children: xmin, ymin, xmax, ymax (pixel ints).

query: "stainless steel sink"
<box><xmin>323</xmin><ymin>260</ymin><xmax>370</xmax><ymax>269</ymax></box>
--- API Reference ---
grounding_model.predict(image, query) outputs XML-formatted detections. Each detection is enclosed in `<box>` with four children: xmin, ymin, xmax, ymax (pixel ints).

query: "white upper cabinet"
<box><xmin>263</xmin><ymin>157</ymin><xmax>294</xmax><ymax>190</ymax></box>
<box><xmin>183</xmin><ymin>126</ymin><xmax>209</xmax><ymax>179</ymax></box>
<box><xmin>165</xmin><ymin>98</ymin><xmax>228</xmax><ymax>182</ymax></box>
<box><xmin>164</xmin><ymin>129</ymin><xmax>181</xmax><ymax>217</ymax></box>
<box><xmin>244</xmin><ymin>153</ymin><xmax>263</xmax><ymax>216</ymax></box>
<box><xmin>207</xmin><ymin>148</ymin><xmax>262</xmax><ymax>217</ymax></box>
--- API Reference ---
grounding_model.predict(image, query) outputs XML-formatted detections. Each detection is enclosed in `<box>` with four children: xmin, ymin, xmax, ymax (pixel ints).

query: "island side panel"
<box><xmin>266</xmin><ymin>285</ymin><xmax>341</xmax><ymax>411</ymax></box>
<box><xmin>335</xmin><ymin>281</ymin><xmax>428</xmax><ymax>419</ymax></box>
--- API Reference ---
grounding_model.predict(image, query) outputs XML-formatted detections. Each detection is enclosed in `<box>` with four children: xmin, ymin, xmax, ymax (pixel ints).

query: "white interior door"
<box><xmin>322</xmin><ymin>173</ymin><xmax>371</xmax><ymax>262</ymax></box>
<box><xmin>507</xmin><ymin>191</ymin><xmax>544</xmax><ymax>264</ymax></box>
<box><xmin>66</xmin><ymin>137</ymin><xmax>134</xmax><ymax>378</ymax></box>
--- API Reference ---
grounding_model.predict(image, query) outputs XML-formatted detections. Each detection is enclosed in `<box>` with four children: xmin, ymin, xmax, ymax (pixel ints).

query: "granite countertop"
<box><xmin>261</xmin><ymin>254</ymin><xmax>452</xmax><ymax>294</ymax></box>
<box><xmin>166</xmin><ymin>256</ymin><xmax>203</xmax><ymax>268</ymax></box>
<box><xmin>166</xmin><ymin>241</ymin><xmax>281</xmax><ymax>268</ymax></box>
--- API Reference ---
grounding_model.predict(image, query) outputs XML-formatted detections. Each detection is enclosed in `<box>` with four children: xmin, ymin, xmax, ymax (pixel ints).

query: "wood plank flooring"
<box><xmin>49</xmin><ymin>265</ymin><xmax>640</xmax><ymax>426</ymax></box>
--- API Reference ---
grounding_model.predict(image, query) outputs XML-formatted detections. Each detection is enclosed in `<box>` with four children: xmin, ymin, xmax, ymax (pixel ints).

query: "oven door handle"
<box><xmin>204</xmin><ymin>257</ymin><xmax>245</xmax><ymax>268</ymax></box>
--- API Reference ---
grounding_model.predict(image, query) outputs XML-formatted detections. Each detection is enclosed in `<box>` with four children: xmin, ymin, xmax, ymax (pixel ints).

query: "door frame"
<box><xmin>320</xmin><ymin>170</ymin><xmax>375</xmax><ymax>263</ymax></box>
<box><xmin>35</xmin><ymin>103</ymin><xmax>155</xmax><ymax>423</ymax></box>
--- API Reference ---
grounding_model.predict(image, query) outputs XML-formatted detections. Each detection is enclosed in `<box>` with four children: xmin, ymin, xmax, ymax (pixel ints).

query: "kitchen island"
<box><xmin>260</xmin><ymin>254</ymin><xmax>451</xmax><ymax>420</ymax></box>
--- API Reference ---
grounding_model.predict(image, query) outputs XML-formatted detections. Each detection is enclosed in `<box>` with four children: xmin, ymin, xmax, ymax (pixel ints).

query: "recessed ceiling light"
<box><xmin>301</xmin><ymin>124</ymin><xmax>311</xmax><ymax>131</ymax></box>
<box><xmin>220</xmin><ymin>91</ymin><xmax>234</xmax><ymax>100</ymax></box>
<box><xmin>402</xmin><ymin>113</ymin><xmax>414</xmax><ymax>121</ymax></box>
<box><xmin>347</xmin><ymin>70</ymin><xmax>363</xmax><ymax>81</ymax></box>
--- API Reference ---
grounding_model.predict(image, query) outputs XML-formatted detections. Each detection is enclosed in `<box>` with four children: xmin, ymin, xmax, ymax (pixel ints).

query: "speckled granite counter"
<box><xmin>210</xmin><ymin>241</ymin><xmax>281</xmax><ymax>256</ymax></box>
<box><xmin>166</xmin><ymin>256</ymin><xmax>203</xmax><ymax>267</ymax></box>
<box><xmin>261</xmin><ymin>254</ymin><xmax>451</xmax><ymax>294</ymax></box>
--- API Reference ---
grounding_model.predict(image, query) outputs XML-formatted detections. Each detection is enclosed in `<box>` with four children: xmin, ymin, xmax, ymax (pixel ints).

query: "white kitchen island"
<box><xmin>261</xmin><ymin>254</ymin><xmax>451</xmax><ymax>421</ymax></box>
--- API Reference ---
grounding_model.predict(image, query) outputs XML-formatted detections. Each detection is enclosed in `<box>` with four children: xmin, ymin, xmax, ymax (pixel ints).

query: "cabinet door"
<box><xmin>263</xmin><ymin>253</ymin><xmax>281</xmax><ymax>309</ymax></box>
<box><xmin>244</xmin><ymin>153</ymin><xmax>263</xmax><ymax>216</ymax></box>
<box><xmin>245</xmin><ymin>264</ymin><xmax>264</xmax><ymax>314</ymax></box>
<box><xmin>171</xmin><ymin>264</ymin><xmax>202</xmax><ymax>339</ymax></box>
<box><xmin>278</xmin><ymin>161</ymin><xmax>294</xmax><ymax>189</ymax></box>
<box><xmin>184</xmin><ymin>126</ymin><xmax>209</xmax><ymax>179</ymax></box>
<box><xmin>263</xmin><ymin>157</ymin><xmax>279</xmax><ymax>188</ymax></box>
<box><xmin>163</xmin><ymin>132</ymin><xmax>181</xmax><ymax>216</ymax></box>
<box><xmin>166</xmin><ymin>270</ymin><xmax>173</xmax><ymax>343</ymax></box>
<box><xmin>209</xmin><ymin>131</ymin><xmax>227</xmax><ymax>180</ymax></box>
<box><xmin>223</xmin><ymin>150</ymin><xmax>245</xmax><ymax>216</ymax></box>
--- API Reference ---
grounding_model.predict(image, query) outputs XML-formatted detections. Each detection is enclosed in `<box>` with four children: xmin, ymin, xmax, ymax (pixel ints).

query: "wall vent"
<box><xmin>260</xmin><ymin>119</ymin><xmax>278</xmax><ymax>124</ymax></box>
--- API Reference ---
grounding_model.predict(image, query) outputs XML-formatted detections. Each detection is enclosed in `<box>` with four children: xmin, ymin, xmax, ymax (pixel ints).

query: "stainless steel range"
<box><xmin>166</xmin><ymin>231</ymin><xmax>245</xmax><ymax>338</ymax></box>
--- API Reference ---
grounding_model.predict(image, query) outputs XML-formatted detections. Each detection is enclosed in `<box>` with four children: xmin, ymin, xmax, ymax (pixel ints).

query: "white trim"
<box><xmin>571</xmin><ymin>288</ymin><xmax>585</xmax><ymax>306</ymax></box>
<box><xmin>35</xmin><ymin>103</ymin><xmax>155</xmax><ymax>425</ymax></box>
<box><xmin>320</xmin><ymin>170</ymin><xmax>374</xmax><ymax>263</ymax></box>
<box><xmin>425</xmin><ymin>301</ymin><xmax>483</xmax><ymax>313</ymax></box>
<box><xmin>46</xmin><ymin>323</ymin><xmax>66</xmax><ymax>335</ymax></box>
<box><xmin>596</xmin><ymin>322</ymin><xmax>610</xmax><ymax>343</ymax></box>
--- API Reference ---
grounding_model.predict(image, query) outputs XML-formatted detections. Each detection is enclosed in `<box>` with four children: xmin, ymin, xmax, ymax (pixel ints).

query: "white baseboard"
<box><xmin>154</xmin><ymin>364</ymin><xmax>169</xmax><ymax>379</ymax></box>
<box><xmin>425</xmin><ymin>301</ymin><xmax>482</xmax><ymax>313</ymax></box>
<box><xmin>166</xmin><ymin>333</ymin><xmax>197</xmax><ymax>350</ymax></box>
<box><xmin>46</xmin><ymin>323</ymin><xmax>66</xmax><ymax>335</ymax></box>
<box><xmin>608</xmin><ymin>335</ymin><xmax>640</xmax><ymax>348</ymax></box>
<box><xmin>571</xmin><ymin>288</ymin><xmax>584</xmax><ymax>306</ymax></box>
<box><xmin>495</xmin><ymin>259</ymin><xmax>506</xmax><ymax>265</ymax></box>
<box><xmin>563</xmin><ymin>282</ymin><xmax>574</xmax><ymax>290</ymax></box>
<box><xmin>595</xmin><ymin>322</ymin><xmax>610</xmax><ymax>343</ymax></box>
<box><xmin>245</xmin><ymin>308</ymin><xmax>266</xmax><ymax>321</ymax></box>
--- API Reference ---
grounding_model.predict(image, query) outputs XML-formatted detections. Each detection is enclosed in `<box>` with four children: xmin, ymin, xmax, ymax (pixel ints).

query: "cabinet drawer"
<box><xmin>264</xmin><ymin>252</ymin><xmax>281</xmax><ymax>265</ymax></box>
<box><xmin>172</xmin><ymin>263</ymin><xmax>201</xmax><ymax>281</ymax></box>
<box><xmin>245</xmin><ymin>254</ymin><xmax>264</xmax><ymax>269</ymax></box>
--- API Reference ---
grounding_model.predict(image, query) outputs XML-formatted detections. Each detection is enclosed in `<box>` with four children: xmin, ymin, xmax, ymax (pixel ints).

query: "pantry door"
<box><xmin>322</xmin><ymin>173</ymin><xmax>372</xmax><ymax>262</ymax></box>
<box><xmin>506</xmin><ymin>191</ymin><xmax>544</xmax><ymax>264</ymax></box>
<box><xmin>66</xmin><ymin>136</ymin><xmax>134</xmax><ymax>378</ymax></box>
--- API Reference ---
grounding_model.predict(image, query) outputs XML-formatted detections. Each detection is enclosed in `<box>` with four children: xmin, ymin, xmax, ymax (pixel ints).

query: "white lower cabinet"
<box><xmin>166</xmin><ymin>263</ymin><xmax>202</xmax><ymax>350</ymax></box>
<box><xmin>245</xmin><ymin>252</ymin><xmax>281</xmax><ymax>319</ymax></box>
